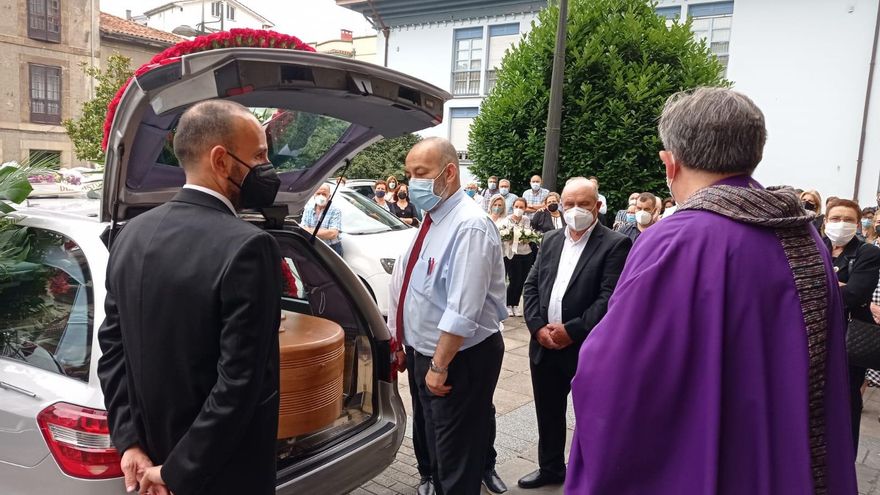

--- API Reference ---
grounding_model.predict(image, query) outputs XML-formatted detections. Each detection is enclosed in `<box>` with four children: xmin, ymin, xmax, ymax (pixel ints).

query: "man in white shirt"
<box><xmin>388</xmin><ymin>137</ymin><xmax>506</xmax><ymax>495</ymax></box>
<box><xmin>587</xmin><ymin>176</ymin><xmax>609</xmax><ymax>216</ymax></box>
<box><xmin>518</xmin><ymin>178</ymin><xmax>631</xmax><ymax>490</ymax></box>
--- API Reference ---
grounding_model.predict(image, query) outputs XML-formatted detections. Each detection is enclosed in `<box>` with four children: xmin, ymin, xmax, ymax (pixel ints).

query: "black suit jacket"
<box><xmin>824</xmin><ymin>236</ymin><xmax>880</xmax><ymax>323</ymax></box>
<box><xmin>531</xmin><ymin>209</ymin><xmax>566</xmax><ymax>233</ymax></box>
<box><xmin>98</xmin><ymin>188</ymin><xmax>282</xmax><ymax>495</ymax></box>
<box><xmin>523</xmin><ymin>224</ymin><xmax>631</xmax><ymax>365</ymax></box>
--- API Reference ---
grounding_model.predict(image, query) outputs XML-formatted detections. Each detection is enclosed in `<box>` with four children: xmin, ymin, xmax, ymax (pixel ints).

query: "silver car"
<box><xmin>0</xmin><ymin>48</ymin><xmax>449</xmax><ymax>494</ymax></box>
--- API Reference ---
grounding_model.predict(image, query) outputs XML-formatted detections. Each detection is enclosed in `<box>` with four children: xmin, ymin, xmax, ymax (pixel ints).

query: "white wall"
<box><xmin>145</xmin><ymin>2</ymin><xmax>270</xmax><ymax>34</ymax></box>
<box><xmin>378</xmin><ymin>12</ymin><xmax>540</xmax><ymax>144</ymax></box>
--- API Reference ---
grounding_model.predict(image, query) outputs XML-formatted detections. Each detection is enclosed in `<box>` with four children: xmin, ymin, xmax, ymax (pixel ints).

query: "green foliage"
<box><xmin>0</xmin><ymin>155</ymin><xmax>59</xmax><ymax>214</ymax></box>
<box><xmin>469</xmin><ymin>0</ymin><xmax>727</xmax><ymax>211</ymax></box>
<box><xmin>62</xmin><ymin>53</ymin><xmax>134</xmax><ymax>164</ymax></box>
<box><xmin>346</xmin><ymin>134</ymin><xmax>422</xmax><ymax>180</ymax></box>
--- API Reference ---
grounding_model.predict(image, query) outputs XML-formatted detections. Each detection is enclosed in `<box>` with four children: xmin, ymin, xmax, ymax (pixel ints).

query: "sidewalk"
<box><xmin>354</xmin><ymin>317</ymin><xmax>880</xmax><ymax>495</ymax></box>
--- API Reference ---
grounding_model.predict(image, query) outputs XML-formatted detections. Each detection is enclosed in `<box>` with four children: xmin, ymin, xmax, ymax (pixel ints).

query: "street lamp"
<box><xmin>171</xmin><ymin>0</ymin><xmax>225</xmax><ymax>38</ymax></box>
<box><xmin>171</xmin><ymin>25</ymin><xmax>203</xmax><ymax>37</ymax></box>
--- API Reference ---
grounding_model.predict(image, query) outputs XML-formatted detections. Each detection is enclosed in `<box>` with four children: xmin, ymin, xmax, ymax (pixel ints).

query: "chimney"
<box><xmin>125</xmin><ymin>9</ymin><xmax>131</xmax><ymax>19</ymax></box>
<box><xmin>341</xmin><ymin>29</ymin><xmax>353</xmax><ymax>42</ymax></box>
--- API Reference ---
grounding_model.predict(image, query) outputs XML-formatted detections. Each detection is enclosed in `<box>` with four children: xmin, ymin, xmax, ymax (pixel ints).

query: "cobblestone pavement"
<box><xmin>352</xmin><ymin>317</ymin><xmax>880</xmax><ymax>495</ymax></box>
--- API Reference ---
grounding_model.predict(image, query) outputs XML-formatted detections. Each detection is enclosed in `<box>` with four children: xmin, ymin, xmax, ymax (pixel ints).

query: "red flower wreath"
<box><xmin>101</xmin><ymin>29</ymin><xmax>315</xmax><ymax>152</ymax></box>
<box><xmin>280</xmin><ymin>260</ymin><xmax>299</xmax><ymax>299</ymax></box>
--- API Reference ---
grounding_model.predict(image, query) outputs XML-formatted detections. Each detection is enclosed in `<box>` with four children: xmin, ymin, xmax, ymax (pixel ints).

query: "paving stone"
<box><xmin>495</xmin><ymin>371</ymin><xmax>535</xmax><ymax>397</ymax></box>
<box><xmin>500</xmin><ymin>353</ymin><xmax>532</xmax><ymax>373</ymax></box>
<box><xmin>492</xmin><ymin>387</ymin><xmax>533</xmax><ymax>415</ymax></box>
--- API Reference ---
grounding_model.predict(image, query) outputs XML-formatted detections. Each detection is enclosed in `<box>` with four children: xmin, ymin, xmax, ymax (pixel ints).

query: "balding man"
<box><xmin>98</xmin><ymin>99</ymin><xmax>282</xmax><ymax>495</ymax></box>
<box><xmin>518</xmin><ymin>178</ymin><xmax>631</xmax><ymax>489</ymax></box>
<box><xmin>619</xmin><ymin>192</ymin><xmax>658</xmax><ymax>242</ymax></box>
<box><xmin>302</xmin><ymin>183</ymin><xmax>344</xmax><ymax>256</ymax></box>
<box><xmin>522</xmin><ymin>174</ymin><xmax>550</xmax><ymax>220</ymax></box>
<box><xmin>387</xmin><ymin>137</ymin><xmax>506</xmax><ymax>495</ymax></box>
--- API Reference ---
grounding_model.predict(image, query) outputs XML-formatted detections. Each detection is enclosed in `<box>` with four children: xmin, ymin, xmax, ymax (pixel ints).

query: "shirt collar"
<box><xmin>430</xmin><ymin>189</ymin><xmax>465</xmax><ymax>224</ymax></box>
<box><xmin>564</xmin><ymin>222</ymin><xmax>594</xmax><ymax>246</ymax></box>
<box><xmin>182</xmin><ymin>184</ymin><xmax>237</xmax><ymax>215</ymax></box>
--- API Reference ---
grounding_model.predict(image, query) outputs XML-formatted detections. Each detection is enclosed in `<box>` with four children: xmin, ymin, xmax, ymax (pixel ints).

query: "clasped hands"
<box><xmin>536</xmin><ymin>323</ymin><xmax>573</xmax><ymax>350</ymax></box>
<box><xmin>121</xmin><ymin>446</ymin><xmax>170</xmax><ymax>495</ymax></box>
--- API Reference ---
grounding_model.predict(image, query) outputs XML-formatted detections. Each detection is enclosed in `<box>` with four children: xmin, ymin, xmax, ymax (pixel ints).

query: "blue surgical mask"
<box><xmin>626</xmin><ymin>213</ymin><xmax>636</xmax><ymax>223</ymax></box>
<box><xmin>408</xmin><ymin>167</ymin><xmax>449</xmax><ymax>212</ymax></box>
<box><xmin>466</xmin><ymin>189</ymin><xmax>476</xmax><ymax>198</ymax></box>
<box><xmin>862</xmin><ymin>218</ymin><xmax>873</xmax><ymax>230</ymax></box>
<box><xmin>500</xmin><ymin>187</ymin><xmax>509</xmax><ymax>196</ymax></box>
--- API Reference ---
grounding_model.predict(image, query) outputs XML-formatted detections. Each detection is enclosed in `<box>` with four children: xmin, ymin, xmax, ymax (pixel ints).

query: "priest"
<box><xmin>565</xmin><ymin>87</ymin><xmax>857</xmax><ymax>494</ymax></box>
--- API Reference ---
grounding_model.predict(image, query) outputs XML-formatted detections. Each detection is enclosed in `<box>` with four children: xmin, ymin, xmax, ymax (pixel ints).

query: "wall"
<box><xmin>0</xmin><ymin>0</ymin><xmax>99</xmax><ymax>167</ymax></box>
<box><xmin>352</xmin><ymin>35</ymin><xmax>377</xmax><ymax>64</ymax></box>
<box><xmin>101</xmin><ymin>39</ymin><xmax>163</xmax><ymax>69</ymax></box>
<box><xmin>144</xmin><ymin>2</ymin><xmax>269</xmax><ymax>34</ymax></box>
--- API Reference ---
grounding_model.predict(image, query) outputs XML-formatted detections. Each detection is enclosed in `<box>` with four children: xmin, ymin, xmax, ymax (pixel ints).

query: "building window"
<box><xmin>29</xmin><ymin>64</ymin><xmax>62</xmax><ymax>125</ymax></box>
<box><xmin>689</xmin><ymin>1</ymin><xmax>734</xmax><ymax>75</ymax></box>
<box><xmin>27</xmin><ymin>0</ymin><xmax>61</xmax><ymax>43</ymax></box>
<box><xmin>211</xmin><ymin>1</ymin><xmax>223</xmax><ymax>18</ymax></box>
<box><xmin>29</xmin><ymin>149</ymin><xmax>62</xmax><ymax>168</ymax></box>
<box><xmin>449</xmin><ymin>107</ymin><xmax>479</xmax><ymax>152</ymax></box>
<box><xmin>227</xmin><ymin>5</ymin><xmax>235</xmax><ymax>20</ymax></box>
<box><xmin>485</xmin><ymin>23</ymin><xmax>519</xmax><ymax>94</ymax></box>
<box><xmin>656</xmin><ymin>6</ymin><xmax>681</xmax><ymax>25</ymax></box>
<box><xmin>452</xmin><ymin>27</ymin><xmax>484</xmax><ymax>96</ymax></box>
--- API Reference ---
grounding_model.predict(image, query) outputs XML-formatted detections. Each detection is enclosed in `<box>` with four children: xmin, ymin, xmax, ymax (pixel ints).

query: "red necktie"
<box><xmin>394</xmin><ymin>214</ymin><xmax>433</xmax><ymax>352</ymax></box>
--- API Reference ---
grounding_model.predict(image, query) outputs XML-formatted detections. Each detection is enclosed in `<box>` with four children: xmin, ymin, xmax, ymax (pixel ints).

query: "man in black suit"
<box><xmin>98</xmin><ymin>99</ymin><xmax>283</xmax><ymax>495</ymax></box>
<box><xmin>517</xmin><ymin>177</ymin><xmax>631</xmax><ymax>489</ymax></box>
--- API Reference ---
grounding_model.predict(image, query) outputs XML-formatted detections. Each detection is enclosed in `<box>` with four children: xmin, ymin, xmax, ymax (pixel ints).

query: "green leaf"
<box><xmin>0</xmin><ymin>180</ymin><xmax>32</xmax><ymax>204</ymax></box>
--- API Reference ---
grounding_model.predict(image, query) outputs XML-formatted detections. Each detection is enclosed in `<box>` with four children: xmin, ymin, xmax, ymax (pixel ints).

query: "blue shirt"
<box><xmin>522</xmin><ymin>187</ymin><xmax>550</xmax><ymax>219</ymax></box>
<box><xmin>301</xmin><ymin>203</ymin><xmax>342</xmax><ymax>245</ymax></box>
<box><xmin>388</xmin><ymin>190</ymin><xmax>507</xmax><ymax>356</ymax></box>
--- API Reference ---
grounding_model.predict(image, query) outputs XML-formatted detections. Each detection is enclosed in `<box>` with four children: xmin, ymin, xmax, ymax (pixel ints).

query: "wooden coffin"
<box><xmin>277</xmin><ymin>311</ymin><xmax>344</xmax><ymax>439</ymax></box>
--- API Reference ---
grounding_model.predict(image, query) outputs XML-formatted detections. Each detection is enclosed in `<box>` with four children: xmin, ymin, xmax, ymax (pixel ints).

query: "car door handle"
<box><xmin>0</xmin><ymin>380</ymin><xmax>37</xmax><ymax>398</ymax></box>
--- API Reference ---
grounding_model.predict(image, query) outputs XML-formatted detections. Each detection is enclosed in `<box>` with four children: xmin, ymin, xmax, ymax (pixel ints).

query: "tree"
<box><xmin>468</xmin><ymin>0</ymin><xmax>727</xmax><ymax>211</ymax></box>
<box><xmin>63</xmin><ymin>54</ymin><xmax>134</xmax><ymax>164</ymax></box>
<box><xmin>345</xmin><ymin>134</ymin><xmax>422</xmax><ymax>180</ymax></box>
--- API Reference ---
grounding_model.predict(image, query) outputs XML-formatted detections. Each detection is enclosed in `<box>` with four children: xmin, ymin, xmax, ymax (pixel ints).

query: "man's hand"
<box><xmin>871</xmin><ymin>303</ymin><xmax>880</xmax><ymax>325</ymax></box>
<box><xmin>426</xmin><ymin>369</ymin><xmax>452</xmax><ymax>397</ymax></box>
<box><xmin>536</xmin><ymin>326</ymin><xmax>560</xmax><ymax>350</ymax></box>
<box><xmin>547</xmin><ymin>323</ymin><xmax>574</xmax><ymax>349</ymax></box>
<box><xmin>121</xmin><ymin>446</ymin><xmax>153</xmax><ymax>493</ymax></box>
<box><xmin>138</xmin><ymin>465</ymin><xmax>169</xmax><ymax>495</ymax></box>
<box><xmin>395</xmin><ymin>350</ymin><xmax>407</xmax><ymax>373</ymax></box>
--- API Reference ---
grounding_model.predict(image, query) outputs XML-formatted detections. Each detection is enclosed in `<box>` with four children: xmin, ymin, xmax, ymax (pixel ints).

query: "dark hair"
<box><xmin>489</xmin><ymin>175</ymin><xmax>498</xmax><ymax>181</ymax></box>
<box><xmin>827</xmin><ymin>199</ymin><xmax>861</xmax><ymax>219</ymax></box>
<box><xmin>826</xmin><ymin>196</ymin><xmax>839</xmax><ymax>205</ymax></box>
<box><xmin>173</xmin><ymin>99</ymin><xmax>254</xmax><ymax>169</ymax></box>
<box><xmin>513</xmin><ymin>197</ymin><xmax>528</xmax><ymax>209</ymax></box>
<box><xmin>637</xmin><ymin>192</ymin><xmax>657</xmax><ymax>209</ymax></box>
<box><xmin>862</xmin><ymin>207</ymin><xmax>876</xmax><ymax>217</ymax></box>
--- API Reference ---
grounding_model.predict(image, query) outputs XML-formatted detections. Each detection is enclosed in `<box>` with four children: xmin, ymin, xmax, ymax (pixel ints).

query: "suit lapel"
<box><xmin>565</xmin><ymin>224</ymin><xmax>605</xmax><ymax>293</ymax></box>
<box><xmin>540</xmin><ymin>231</ymin><xmax>566</xmax><ymax>309</ymax></box>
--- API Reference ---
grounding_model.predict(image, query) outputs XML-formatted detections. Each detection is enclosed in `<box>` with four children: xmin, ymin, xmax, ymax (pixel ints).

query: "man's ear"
<box><xmin>659</xmin><ymin>150</ymin><xmax>676</xmax><ymax>180</ymax></box>
<box><xmin>209</xmin><ymin>145</ymin><xmax>229</xmax><ymax>177</ymax></box>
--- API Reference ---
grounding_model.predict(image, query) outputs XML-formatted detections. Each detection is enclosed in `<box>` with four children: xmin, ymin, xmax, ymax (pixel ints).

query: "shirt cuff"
<box><xmin>437</xmin><ymin>308</ymin><xmax>478</xmax><ymax>339</ymax></box>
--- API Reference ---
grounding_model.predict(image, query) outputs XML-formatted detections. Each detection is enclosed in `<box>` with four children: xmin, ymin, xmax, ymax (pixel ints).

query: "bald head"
<box><xmin>173</xmin><ymin>99</ymin><xmax>257</xmax><ymax>170</ymax></box>
<box><xmin>561</xmin><ymin>177</ymin><xmax>600</xmax><ymax>215</ymax></box>
<box><xmin>405</xmin><ymin>137</ymin><xmax>461</xmax><ymax>208</ymax></box>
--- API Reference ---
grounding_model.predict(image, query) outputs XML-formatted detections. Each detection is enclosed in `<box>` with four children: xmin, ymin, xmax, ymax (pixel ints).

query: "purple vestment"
<box><xmin>565</xmin><ymin>176</ymin><xmax>857</xmax><ymax>494</ymax></box>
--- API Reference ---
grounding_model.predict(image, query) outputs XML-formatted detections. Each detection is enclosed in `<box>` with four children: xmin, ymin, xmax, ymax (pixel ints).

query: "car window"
<box><xmin>0</xmin><ymin>226</ymin><xmax>93</xmax><ymax>381</ymax></box>
<box><xmin>336</xmin><ymin>191</ymin><xmax>410</xmax><ymax>234</ymax></box>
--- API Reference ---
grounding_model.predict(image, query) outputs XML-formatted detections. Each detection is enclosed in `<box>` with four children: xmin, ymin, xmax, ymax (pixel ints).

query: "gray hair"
<box><xmin>173</xmin><ymin>99</ymin><xmax>255</xmax><ymax>169</ymax></box>
<box><xmin>658</xmin><ymin>87</ymin><xmax>767</xmax><ymax>174</ymax></box>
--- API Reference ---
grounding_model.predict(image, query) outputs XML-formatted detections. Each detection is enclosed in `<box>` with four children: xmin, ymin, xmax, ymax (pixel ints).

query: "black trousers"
<box><xmin>413</xmin><ymin>332</ymin><xmax>504</xmax><ymax>495</ymax></box>
<box><xmin>849</xmin><ymin>364</ymin><xmax>867</xmax><ymax>454</ymax></box>
<box><xmin>530</xmin><ymin>350</ymin><xmax>578</xmax><ymax>478</ymax></box>
<box><xmin>506</xmin><ymin>253</ymin><xmax>534</xmax><ymax>307</ymax></box>
<box><xmin>406</xmin><ymin>347</ymin><xmax>500</xmax><ymax>478</ymax></box>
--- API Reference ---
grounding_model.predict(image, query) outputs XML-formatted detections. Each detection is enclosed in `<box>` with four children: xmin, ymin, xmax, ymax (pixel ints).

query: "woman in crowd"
<box><xmin>824</xmin><ymin>198</ymin><xmax>880</xmax><ymax>453</ymax></box>
<box><xmin>499</xmin><ymin>197</ymin><xmax>534</xmax><ymax>317</ymax></box>
<box><xmin>801</xmin><ymin>190</ymin><xmax>824</xmax><ymax>233</ymax></box>
<box><xmin>385</xmin><ymin>175</ymin><xmax>400</xmax><ymax>202</ymax></box>
<box><xmin>388</xmin><ymin>183</ymin><xmax>419</xmax><ymax>227</ymax></box>
<box><xmin>862</xmin><ymin>208</ymin><xmax>876</xmax><ymax>240</ymax></box>
<box><xmin>531</xmin><ymin>192</ymin><xmax>565</xmax><ymax>233</ymax></box>
<box><xmin>373</xmin><ymin>179</ymin><xmax>390</xmax><ymax>211</ymax></box>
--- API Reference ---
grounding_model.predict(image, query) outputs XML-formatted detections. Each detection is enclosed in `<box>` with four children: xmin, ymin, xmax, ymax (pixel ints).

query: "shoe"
<box><xmin>483</xmin><ymin>468</ymin><xmax>508</xmax><ymax>494</ymax></box>
<box><xmin>417</xmin><ymin>476</ymin><xmax>435</xmax><ymax>495</ymax></box>
<box><xmin>517</xmin><ymin>469</ymin><xmax>565</xmax><ymax>489</ymax></box>
<box><xmin>513</xmin><ymin>306</ymin><xmax>522</xmax><ymax>317</ymax></box>
<box><xmin>507</xmin><ymin>306</ymin><xmax>514</xmax><ymax>317</ymax></box>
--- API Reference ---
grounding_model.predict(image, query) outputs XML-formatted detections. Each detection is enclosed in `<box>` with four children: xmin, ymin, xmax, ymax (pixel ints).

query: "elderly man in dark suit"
<box><xmin>517</xmin><ymin>177</ymin><xmax>631</xmax><ymax>489</ymax></box>
<box><xmin>98</xmin><ymin>99</ymin><xmax>282</xmax><ymax>495</ymax></box>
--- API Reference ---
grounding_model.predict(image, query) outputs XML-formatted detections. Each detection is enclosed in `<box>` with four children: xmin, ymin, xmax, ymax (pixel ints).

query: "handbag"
<box><xmin>846</xmin><ymin>317</ymin><xmax>880</xmax><ymax>370</ymax></box>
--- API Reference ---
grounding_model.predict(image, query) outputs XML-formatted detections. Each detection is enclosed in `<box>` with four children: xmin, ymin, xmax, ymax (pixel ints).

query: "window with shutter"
<box><xmin>689</xmin><ymin>1</ymin><xmax>734</xmax><ymax>76</ymax></box>
<box><xmin>30</xmin><ymin>64</ymin><xmax>62</xmax><ymax>124</ymax></box>
<box><xmin>485</xmin><ymin>23</ymin><xmax>519</xmax><ymax>93</ymax></box>
<box><xmin>451</xmin><ymin>28</ymin><xmax>484</xmax><ymax>97</ymax></box>
<box><xmin>28</xmin><ymin>0</ymin><xmax>61</xmax><ymax>43</ymax></box>
<box><xmin>227</xmin><ymin>6</ymin><xmax>235</xmax><ymax>20</ymax></box>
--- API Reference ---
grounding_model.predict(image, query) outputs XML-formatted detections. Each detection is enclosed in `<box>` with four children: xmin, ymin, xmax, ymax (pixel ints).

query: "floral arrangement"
<box><xmin>280</xmin><ymin>259</ymin><xmax>299</xmax><ymax>299</ymax></box>
<box><xmin>500</xmin><ymin>225</ymin><xmax>542</xmax><ymax>244</ymax></box>
<box><xmin>101</xmin><ymin>28</ymin><xmax>315</xmax><ymax>152</ymax></box>
<box><xmin>28</xmin><ymin>174</ymin><xmax>57</xmax><ymax>184</ymax></box>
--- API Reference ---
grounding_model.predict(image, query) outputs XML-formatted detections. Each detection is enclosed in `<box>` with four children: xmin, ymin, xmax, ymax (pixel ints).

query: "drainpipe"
<box><xmin>365</xmin><ymin>0</ymin><xmax>390</xmax><ymax>67</ymax></box>
<box><xmin>855</xmin><ymin>1</ymin><xmax>880</xmax><ymax>199</ymax></box>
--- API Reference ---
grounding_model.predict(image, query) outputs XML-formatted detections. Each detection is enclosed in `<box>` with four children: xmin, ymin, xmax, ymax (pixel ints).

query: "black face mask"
<box><xmin>397</xmin><ymin>192</ymin><xmax>408</xmax><ymax>200</ymax></box>
<box><xmin>547</xmin><ymin>203</ymin><xmax>559</xmax><ymax>212</ymax></box>
<box><xmin>803</xmin><ymin>201</ymin><xmax>816</xmax><ymax>212</ymax></box>
<box><xmin>227</xmin><ymin>151</ymin><xmax>281</xmax><ymax>209</ymax></box>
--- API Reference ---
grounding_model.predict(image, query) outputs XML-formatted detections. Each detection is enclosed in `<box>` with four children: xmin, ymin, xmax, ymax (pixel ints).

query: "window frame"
<box><xmin>451</xmin><ymin>27</ymin><xmax>484</xmax><ymax>97</ymax></box>
<box><xmin>227</xmin><ymin>5</ymin><xmax>235</xmax><ymax>20</ymax></box>
<box><xmin>485</xmin><ymin>23</ymin><xmax>520</xmax><ymax>94</ymax></box>
<box><xmin>29</xmin><ymin>63</ymin><xmax>62</xmax><ymax>125</ymax></box>
<box><xmin>448</xmin><ymin>107</ymin><xmax>479</xmax><ymax>152</ymax></box>
<box><xmin>27</xmin><ymin>0</ymin><xmax>61</xmax><ymax>43</ymax></box>
<box><xmin>688</xmin><ymin>1</ymin><xmax>734</xmax><ymax>75</ymax></box>
<box><xmin>211</xmin><ymin>1</ymin><xmax>222</xmax><ymax>18</ymax></box>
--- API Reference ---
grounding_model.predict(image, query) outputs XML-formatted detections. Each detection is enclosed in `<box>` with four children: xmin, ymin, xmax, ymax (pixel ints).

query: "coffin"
<box><xmin>277</xmin><ymin>311</ymin><xmax>345</xmax><ymax>439</ymax></box>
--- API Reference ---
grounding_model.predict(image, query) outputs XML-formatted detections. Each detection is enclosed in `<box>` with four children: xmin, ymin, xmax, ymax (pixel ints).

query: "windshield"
<box><xmin>336</xmin><ymin>190</ymin><xmax>410</xmax><ymax>234</ymax></box>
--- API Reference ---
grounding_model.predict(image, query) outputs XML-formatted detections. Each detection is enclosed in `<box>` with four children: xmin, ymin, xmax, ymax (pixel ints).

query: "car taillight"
<box><xmin>37</xmin><ymin>402</ymin><xmax>123</xmax><ymax>479</ymax></box>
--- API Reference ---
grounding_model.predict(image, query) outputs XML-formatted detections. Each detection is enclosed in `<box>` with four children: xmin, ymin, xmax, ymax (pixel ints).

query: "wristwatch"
<box><xmin>429</xmin><ymin>359</ymin><xmax>448</xmax><ymax>374</ymax></box>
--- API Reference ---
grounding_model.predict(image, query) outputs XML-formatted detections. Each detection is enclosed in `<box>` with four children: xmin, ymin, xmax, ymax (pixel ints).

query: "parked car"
<box><xmin>342</xmin><ymin>179</ymin><xmax>377</xmax><ymax>199</ymax></box>
<box><xmin>0</xmin><ymin>48</ymin><xmax>449</xmax><ymax>495</ymax></box>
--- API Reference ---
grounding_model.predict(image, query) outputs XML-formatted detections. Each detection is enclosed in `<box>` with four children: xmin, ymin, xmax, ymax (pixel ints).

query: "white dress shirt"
<box><xmin>182</xmin><ymin>184</ymin><xmax>237</xmax><ymax>215</ymax></box>
<box><xmin>548</xmin><ymin>226</ymin><xmax>593</xmax><ymax>324</ymax></box>
<box><xmin>597</xmin><ymin>193</ymin><xmax>608</xmax><ymax>215</ymax></box>
<box><xmin>387</xmin><ymin>190</ymin><xmax>507</xmax><ymax>356</ymax></box>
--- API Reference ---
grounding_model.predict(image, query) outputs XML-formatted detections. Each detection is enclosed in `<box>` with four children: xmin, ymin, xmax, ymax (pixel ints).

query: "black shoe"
<box><xmin>483</xmin><ymin>468</ymin><xmax>508</xmax><ymax>494</ymax></box>
<box><xmin>417</xmin><ymin>476</ymin><xmax>436</xmax><ymax>495</ymax></box>
<box><xmin>517</xmin><ymin>469</ymin><xmax>565</xmax><ymax>489</ymax></box>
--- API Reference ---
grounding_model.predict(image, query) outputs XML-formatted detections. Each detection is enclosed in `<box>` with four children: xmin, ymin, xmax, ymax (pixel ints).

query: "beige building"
<box><xmin>310</xmin><ymin>30</ymin><xmax>378</xmax><ymax>64</ymax></box>
<box><xmin>0</xmin><ymin>1</ymin><xmax>180</xmax><ymax>168</ymax></box>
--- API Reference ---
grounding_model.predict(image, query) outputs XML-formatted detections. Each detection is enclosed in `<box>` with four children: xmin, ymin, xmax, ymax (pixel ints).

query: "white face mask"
<box><xmin>635</xmin><ymin>210</ymin><xmax>653</xmax><ymax>226</ymax></box>
<box><xmin>826</xmin><ymin>221</ymin><xmax>858</xmax><ymax>247</ymax></box>
<box><xmin>564</xmin><ymin>206</ymin><xmax>595</xmax><ymax>232</ymax></box>
<box><xmin>315</xmin><ymin>195</ymin><xmax>328</xmax><ymax>206</ymax></box>
<box><xmin>513</xmin><ymin>207</ymin><xmax>525</xmax><ymax>218</ymax></box>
